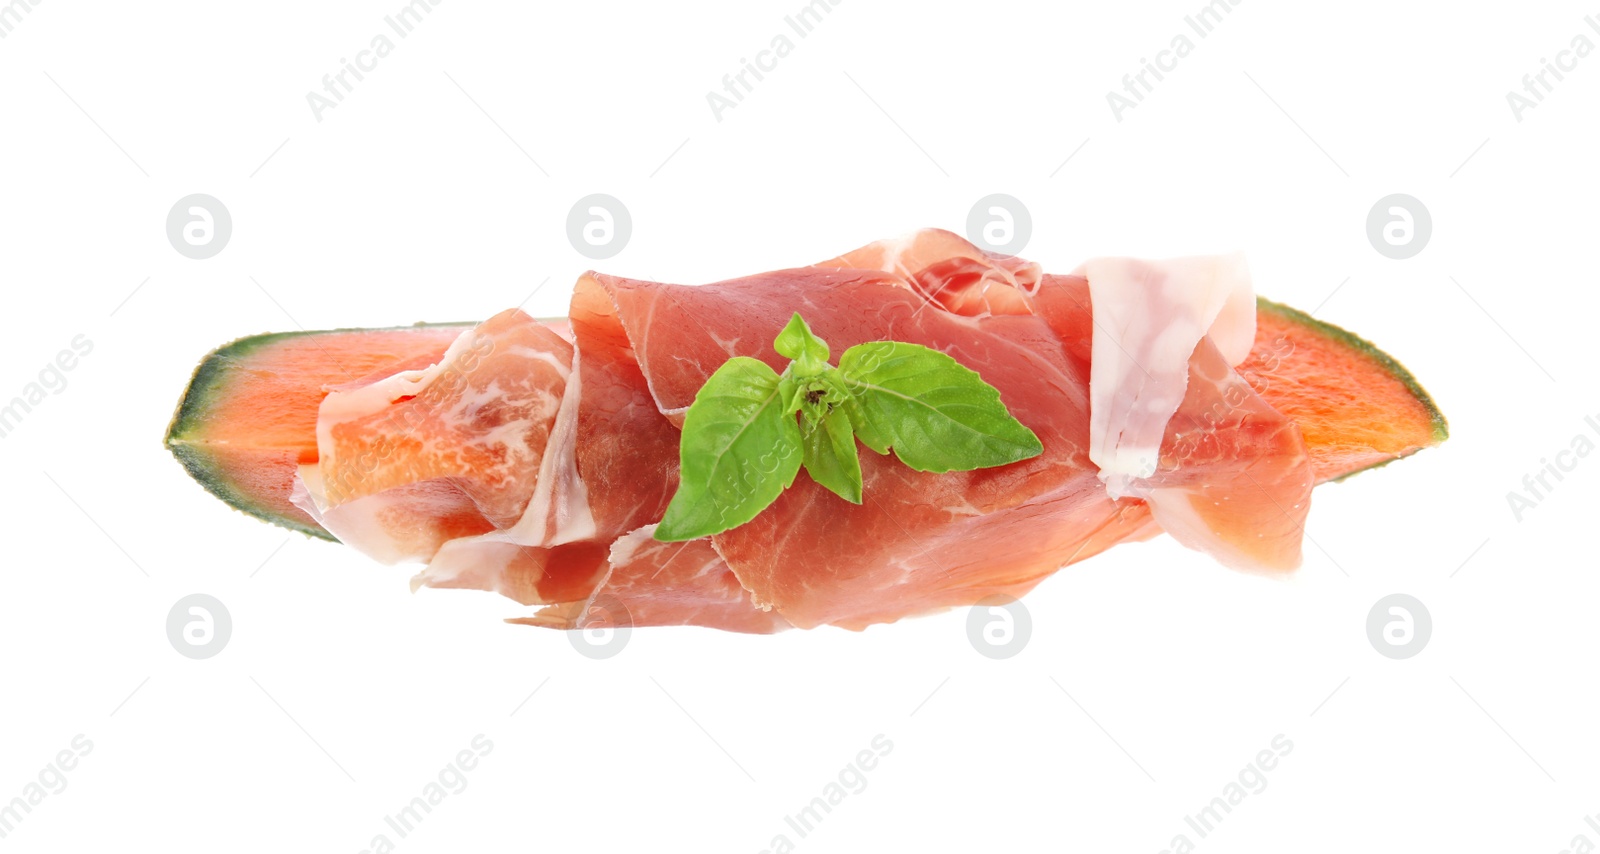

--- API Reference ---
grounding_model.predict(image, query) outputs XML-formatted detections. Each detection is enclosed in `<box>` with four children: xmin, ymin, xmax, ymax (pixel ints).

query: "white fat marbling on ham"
<box><xmin>817</xmin><ymin>227</ymin><xmax>1042</xmax><ymax>317</ymax></box>
<box><xmin>300</xmin><ymin>310</ymin><xmax>577</xmax><ymax>576</ymax></box>
<box><xmin>408</xmin><ymin>344</ymin><xmax>599</xmax><ymax>594</ymax></box>
<box><xmin>1080</xmin><ymin>254</ymin><xmax>1255</xmax><ymax>499</ymax></box>
<box><xmin>294</xmin><ymin>466</ymin><xmax>490</xmax><ymax>565</ymax></box>
<box><xmin>510</xmin><ymin>525</ymin><xmax>791</xmax><ymax>633</ymax></box>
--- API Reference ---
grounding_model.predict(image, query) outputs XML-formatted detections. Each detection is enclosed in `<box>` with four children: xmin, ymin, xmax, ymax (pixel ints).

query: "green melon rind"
<box><xmin>164</xmin><ymin>322</ymin><xmax>475</xmax><ymax>540</ymax></box>
<box><xmin>1254</xmin><ymin>297</ymin><xmax>1449</xmax><ymax>481</ymax></box>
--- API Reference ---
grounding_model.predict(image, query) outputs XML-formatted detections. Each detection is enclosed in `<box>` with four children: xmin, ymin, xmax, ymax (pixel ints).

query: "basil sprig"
<box><xmin>653</xmin><ymin>313</ymin><xmax>1042</xmax><ymax>541</ymax></box>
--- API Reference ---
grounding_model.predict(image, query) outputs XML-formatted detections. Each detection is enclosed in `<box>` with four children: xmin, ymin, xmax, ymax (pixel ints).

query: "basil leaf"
<box><xmin>772</xmin><ymin>312</ymin><xmax>830</xmax><ymax>377</ymax></box>
<box><xmin>656</xmin><ymin>311</ymin><xmax>1042</xmax><ymax>540</ymax></box>
<box><xmin>837</xmin><ymin>341</ymin><xmax>1043</xmax><ymax>473</ymax></box>
<box><xmin>800</xmin><ymin>407</ymin><xmax>863</xmax><ymax>504</ymax></box>
<box><xmin>654</xmin><ymin>357</ymin><xmax>803</xmax><ymax>541</ymax></box>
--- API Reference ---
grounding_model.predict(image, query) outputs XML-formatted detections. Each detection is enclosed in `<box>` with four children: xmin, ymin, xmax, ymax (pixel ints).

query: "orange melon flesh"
<box><xmin>1240</xmin><ymin>299</ymin><xmax>1448</xmax><ymax>484</ymax></box>
<box><xmin>164</xmin><ymin>303</ymin><xmax>1445</xmax><ymax>538</ymax></box>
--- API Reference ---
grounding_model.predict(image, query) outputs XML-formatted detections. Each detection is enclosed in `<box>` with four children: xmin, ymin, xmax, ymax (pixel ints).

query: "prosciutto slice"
<box><xmin>294</xmin><ymin>309</ymin><xmax>574</xmax><ymax>564</ymax></box>
<box><xmin>292</xmin><ymin>229</ymin><xmax>1316</xmax><ymax>631</ymax></box>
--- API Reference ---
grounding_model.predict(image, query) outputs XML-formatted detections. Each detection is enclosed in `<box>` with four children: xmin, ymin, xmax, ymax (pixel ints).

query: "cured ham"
<box><xmin>169</xmin><ymin>229</ymin><xmax>1448</xmax><ymax>633</ymax></box>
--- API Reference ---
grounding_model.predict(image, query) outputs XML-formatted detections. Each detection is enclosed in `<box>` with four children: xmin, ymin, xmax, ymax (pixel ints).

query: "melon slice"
<box><xmin>165</xmin><ymin>324</ymin><xmax>475</xmax><ymax>538</ymax></box>
<box><xmin>1239</xmin><ymin>299</ymin><xmax>1448</xmax><ymax>483</ymax></box>
<box><xmin>163</xmin><ymin>303</ymin><xmax>1444</xmax><ymax>539</ymax></box>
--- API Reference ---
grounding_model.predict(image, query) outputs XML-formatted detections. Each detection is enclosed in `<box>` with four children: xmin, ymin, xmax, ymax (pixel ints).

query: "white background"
<box><xmin>2</xmin><ymin>0</ymin><xmax>1597</xmax><ymax>851</ymax></box>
